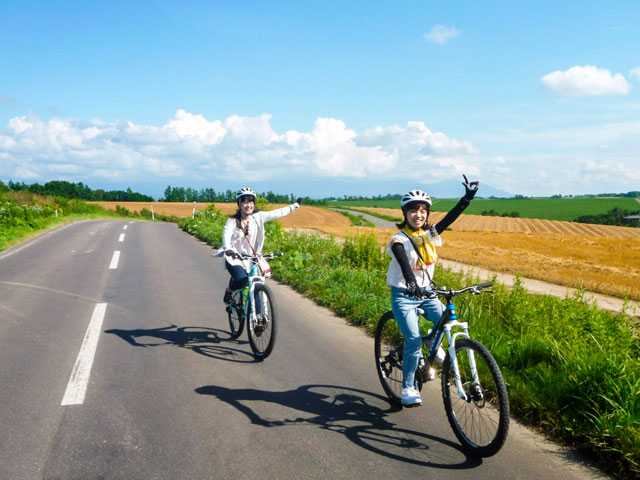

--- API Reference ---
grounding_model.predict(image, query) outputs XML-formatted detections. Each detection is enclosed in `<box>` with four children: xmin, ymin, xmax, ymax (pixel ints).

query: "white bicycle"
<box><xmin>374</xmin><ymin>282</ymin><xmax>510</xmax><ymax>457</ymax></box>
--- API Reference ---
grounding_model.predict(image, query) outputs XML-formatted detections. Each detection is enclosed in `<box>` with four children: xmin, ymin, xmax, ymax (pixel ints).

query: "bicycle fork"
<box><xmin>247</xmin><ymin>280</ymin><xmax>269</xmax><ymax>330</ymax></box>
<box><xmin>439</xmin><ymin>305</ymin><xmax>483</xmax><ymax>403</ymax></box>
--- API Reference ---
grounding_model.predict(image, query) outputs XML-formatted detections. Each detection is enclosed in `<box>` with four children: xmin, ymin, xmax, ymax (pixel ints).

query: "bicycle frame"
<box><xmin>235</xmin><ymin>260</ymin><xmax>266</xmax><ymax>324</ymax></box>
<box><xmin>421</xmin><ymin>291</ymin><xmax>486</xmax><ymax>402</ymax></box>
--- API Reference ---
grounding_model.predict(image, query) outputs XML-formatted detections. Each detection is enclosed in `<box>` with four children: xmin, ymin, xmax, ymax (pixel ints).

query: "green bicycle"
<box><xmin>225</xmin><ymin>252</ymin><xmax>282</xmax><ymax>359</ymax></box>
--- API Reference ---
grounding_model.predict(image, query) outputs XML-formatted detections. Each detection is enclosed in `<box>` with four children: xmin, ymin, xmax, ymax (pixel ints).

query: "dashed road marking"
<box><xmin>61</xmin><ymin>303</ymin><xmax>108</xmax><ymax>406</ymax></box>
<box><xmin>118</xmin><ymin>233</ymin><xmax>125</xmax><ymax>242</ymax></box>
<box><xmin>109</xmin><ymin>251</ymin><xmax>120</xmax><ymax>269</ymax></box>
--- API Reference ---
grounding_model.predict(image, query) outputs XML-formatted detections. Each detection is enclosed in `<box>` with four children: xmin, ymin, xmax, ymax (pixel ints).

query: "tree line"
<box><xmin>161</xmin><ymin>185</ymin><xmax>327</xmax><ymax>205</ymax></box>
<box><xmin>575</xmin><ymin>207</ymin><xmax>640</xmax><ymax>228</ymax></box>
<box><xmin>3</xmin><ymin>180</ymin><xmax>154</xmax><ymax>202</ymax></box>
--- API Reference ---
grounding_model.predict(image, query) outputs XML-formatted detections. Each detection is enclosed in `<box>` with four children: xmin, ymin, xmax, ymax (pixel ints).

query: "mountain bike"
<box><xmin>374</xmin><ymin>282</ymin><xmax>509</xmax><ymax>457</ymax></box>
<box><xmin>225</xmin><ymin>252</ymin><xmax>282</xmax><ymax>359</ymax></box>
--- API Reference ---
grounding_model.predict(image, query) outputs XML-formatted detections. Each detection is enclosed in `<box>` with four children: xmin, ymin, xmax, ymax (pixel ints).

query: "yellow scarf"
<box><xmin>402</xmin><ymin>227</ymin><xmax>438</xmax><ymax>269</ymax></box>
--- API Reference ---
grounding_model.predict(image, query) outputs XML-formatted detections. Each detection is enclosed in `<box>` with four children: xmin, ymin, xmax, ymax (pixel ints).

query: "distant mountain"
<box><xmin>414</xmin><ymin>180</ymin><xmax>513</xmax><ymax>199</ymax></box>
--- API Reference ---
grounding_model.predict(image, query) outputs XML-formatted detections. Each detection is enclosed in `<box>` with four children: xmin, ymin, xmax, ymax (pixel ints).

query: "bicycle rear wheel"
<box><xmin>227</xmin><ymin>290</ymin><xmax>244</xmax><ymax>339</ymax></box>
<box><xmin>441</xmin><ymin>337</ymin><xmax>509</xmax><ymax>457</ymax></box>
<box><xmin>247</xmin><ymin>283</ymin><xmax>277</xmax><ymax>359</ymax></box>
<box><xmin>374</xmin><ymin>311</ymin><xmax>404</xmax><ymax>405</ymax></box>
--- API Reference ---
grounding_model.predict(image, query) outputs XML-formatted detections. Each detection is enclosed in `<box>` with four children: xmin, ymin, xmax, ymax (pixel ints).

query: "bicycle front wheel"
<box><xmin>374</xmin><ymin>311</ymin><xmax>404</xmax><ymax>405</ymax></box>
<box><xmin>441</xmin><ymin>338</ymin><xmax>509</xmax><ymax>457</ymax></box>
<box><xmin>247</xmin><ymin>283</ymin><xmax>277</xmax><ymax>359</ymax></box>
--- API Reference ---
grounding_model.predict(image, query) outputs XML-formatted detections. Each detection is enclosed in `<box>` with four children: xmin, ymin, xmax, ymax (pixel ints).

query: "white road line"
<box><xmin>118</xmin><ymin>233</ymin><xmax>125</xmax><ymax>242</ymax></box>
<box><xmin>61</xmin><ymin>303</ymin><xmax>108</xmax><ymax>406</ymax></box>
<box><xmin>123</xmin><ymin>225</ymin><xmax>128</xmax><ymax>230</ymax></box>
<box><xmin>109</xmin><ymin>251</ymin><xmax>120</xmax><ymax>269</ymax></box>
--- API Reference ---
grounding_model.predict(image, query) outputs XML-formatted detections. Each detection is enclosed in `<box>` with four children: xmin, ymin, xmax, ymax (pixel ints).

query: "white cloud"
<box><xmin>3</xmin><ymin>111</ymin><xmax>638</xmax><ymax>197</ymax></box>
<box><xmin>630</xmin><ymin>67</ymin><xmax>640</xmax><ymax>82</ymax></box>
<box><xmin>541</xmin><ymin>65</ymin><xmax>630</xmax><ymax>96</ymax></box>
<box><xmin>0</xmin><ymin>111</ymin><xmax>476</xmax><ymax>185</ymax></box>
<box><xmin>423</xmin><ymin>25</ymin><xmax>459</xmax><ymax>45</ymax></box>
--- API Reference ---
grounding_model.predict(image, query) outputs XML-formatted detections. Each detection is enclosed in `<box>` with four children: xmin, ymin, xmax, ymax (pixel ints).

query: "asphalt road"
<box><xmin>0</xmin><ymin>220</ymin><xmax>610</xmax><ymax>480</ymax></box>
<box><xmin>330</xmin><ymin>207</ymin><xmax>396</xmax><ymax>228</ymax></box>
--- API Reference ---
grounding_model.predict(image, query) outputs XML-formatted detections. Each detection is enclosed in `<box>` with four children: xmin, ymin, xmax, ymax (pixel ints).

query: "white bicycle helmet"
<box><xmin>401</xmin><ymin>189</ymin><xmax>432</xmax><ymax>209</ymax></box>
<box><xmin>236</xmin><ymin>187</ymin><xmax>256</xmax><ymax>203</ymax></box>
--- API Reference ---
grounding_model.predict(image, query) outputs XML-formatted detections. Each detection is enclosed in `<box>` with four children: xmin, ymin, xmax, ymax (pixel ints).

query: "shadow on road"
<box><xmin>195</xmin><ymin>383</ymin><xmax>482</xmax><ymax>469</ymax></box>
<box><xmin>105</xmin><ymin>324</ymin><xmax>257</xmax><ymax>363</ymax></box>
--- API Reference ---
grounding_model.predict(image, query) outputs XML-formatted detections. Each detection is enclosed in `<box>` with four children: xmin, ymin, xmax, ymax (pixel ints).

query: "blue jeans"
<box><xmin>225</xmin><ymin>261</ymin><xmax>248</xmax><ymax>290</ymax></box>
<box><xmin>225</xmin><ymin>261</ymin><xmax>262</xmax><ymax>313</ymax></box>
<box><xmin>390</xmin><ymin>287</ymin><xmax>445</xmax><ymax>390</ymax></box>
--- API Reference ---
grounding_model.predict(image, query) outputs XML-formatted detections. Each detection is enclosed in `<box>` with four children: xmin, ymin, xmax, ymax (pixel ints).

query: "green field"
<box><xmin>331</xmin><ymin>197</ymin><xmax>640</xmax><ymax>222</ymax></box>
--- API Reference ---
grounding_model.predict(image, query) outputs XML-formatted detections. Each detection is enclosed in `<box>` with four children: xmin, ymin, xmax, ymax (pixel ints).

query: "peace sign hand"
<box><xmin>462</xmin><ymin>174</ymin><xmax>479</xmax><ymax>200</ymax></box>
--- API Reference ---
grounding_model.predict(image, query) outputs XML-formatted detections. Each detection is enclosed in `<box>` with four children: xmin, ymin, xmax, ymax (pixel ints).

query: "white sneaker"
<box><xmin>401</xmin><ymin>387</ymin><xmax>422</xmax><ymax>407</ymax></box>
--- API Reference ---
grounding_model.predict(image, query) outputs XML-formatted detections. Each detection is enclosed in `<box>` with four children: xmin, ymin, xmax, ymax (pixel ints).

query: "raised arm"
<box><xmin>258</xmin><ymin>197</ymin><xmax>302</xmax><ymax>222</ymax></box>
<box><xmin>434</xmin><ymin>175</ymin><xmax>478</xmax><ymax>234</ymax></box>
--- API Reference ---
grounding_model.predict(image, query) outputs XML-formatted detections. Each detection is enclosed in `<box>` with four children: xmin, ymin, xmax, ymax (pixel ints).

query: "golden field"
<box><xmin>352</xmin><ymin>207</ymin><xmax>640</xmax><ymax>239</ymax></box>
<box><xmin>89</xmin><ymin>201</ymin><xmax>351</xmax><ymax>228</ymax></box>
<box><xmin>91</xmin><ymin>201</ymin><xmax>640</xmax><ymax>300</ymax></box>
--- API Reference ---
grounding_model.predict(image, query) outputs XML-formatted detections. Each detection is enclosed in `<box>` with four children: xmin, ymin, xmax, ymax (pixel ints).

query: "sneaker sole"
<box><xmin>402</xmin><ymin>402</ymin><xmax>422</xmax><ymax>408</ymax></box>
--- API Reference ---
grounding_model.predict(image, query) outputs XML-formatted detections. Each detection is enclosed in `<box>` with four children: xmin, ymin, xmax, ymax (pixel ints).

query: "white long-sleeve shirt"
<box><xmin>221</xmin><ymin>203</ymin><xmax>299</xmax><ymax>266</ymax></box>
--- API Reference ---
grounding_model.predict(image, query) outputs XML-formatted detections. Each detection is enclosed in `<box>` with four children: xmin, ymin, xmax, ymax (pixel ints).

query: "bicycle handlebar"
<box><xmin>226</xmin><ymin>252</ymin><xmax>283</xmax><ymax>260</ymax></box>
<box><xmin>403</xmin><ymin>281</ymin><xmax>493</xmax><ymax>299</ymax></box>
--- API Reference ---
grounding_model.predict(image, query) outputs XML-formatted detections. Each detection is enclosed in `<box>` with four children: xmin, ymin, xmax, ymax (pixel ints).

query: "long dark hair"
<box><xmin>229</xmin><ymin>208</ymin><xmax>261</xmax><ymax>231</ymax></box>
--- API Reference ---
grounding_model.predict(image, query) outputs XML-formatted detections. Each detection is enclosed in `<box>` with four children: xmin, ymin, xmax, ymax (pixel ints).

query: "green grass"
<box><xmin>180</xmin><ymin>212</ymin><xmax>640</xmax><ymax>479</ymax></box>
<box><xmin>333</xmin><ymin>197</ymin><xmax>640</xmax><ymax>222</ymax></box>
<box><xmin>0</xmin><ymin>193</ymin><xmax>176</xmax><ymax>252</ymax></box>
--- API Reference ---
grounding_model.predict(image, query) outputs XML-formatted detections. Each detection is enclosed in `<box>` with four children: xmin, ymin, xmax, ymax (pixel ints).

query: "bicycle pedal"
<box><xmin>403</xmin><ymin>403</ymin><xmax>422</xmax><ymax>409</ymax></box>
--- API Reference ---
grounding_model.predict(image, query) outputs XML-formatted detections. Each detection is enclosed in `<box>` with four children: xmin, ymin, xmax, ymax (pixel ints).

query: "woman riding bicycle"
<box><xmin>221</xmin><ymin>187</ymin><xmax>301</xmax><ymax>304</ymax></box>
<box><xmin>386</xmin><ymin>175</ymin><xmax>478</xmax><ymax>407</ymax></box>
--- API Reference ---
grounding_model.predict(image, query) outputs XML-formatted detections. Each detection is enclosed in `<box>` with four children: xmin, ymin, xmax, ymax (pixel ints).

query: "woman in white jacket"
<box><xmin>222</xmin><ymin>187</ymin><xmax>301</xmax><ymax>303</ymax></box>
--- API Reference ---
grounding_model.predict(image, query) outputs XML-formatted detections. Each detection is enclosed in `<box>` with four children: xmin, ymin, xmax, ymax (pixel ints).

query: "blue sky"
<box><xmin>1</xmin><ymin>1</ymin><xmax>639</xmax><ymax>198</ymax></box>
